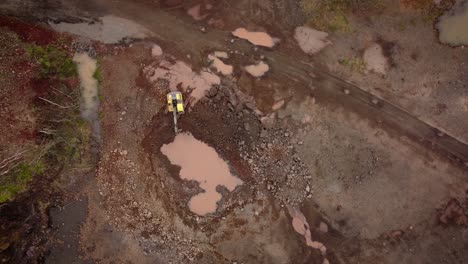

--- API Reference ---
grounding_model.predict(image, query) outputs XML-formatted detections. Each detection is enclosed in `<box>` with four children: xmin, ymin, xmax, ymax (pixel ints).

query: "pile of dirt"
<box><xmin>239</xmin><ymin>127</ymin><xmax>312</xmax><ymax>205</ymax></box>
<box><xmin>438</xmin><ymin>198</ymin><xmax>468</xmax><ymax>226</ymax></box>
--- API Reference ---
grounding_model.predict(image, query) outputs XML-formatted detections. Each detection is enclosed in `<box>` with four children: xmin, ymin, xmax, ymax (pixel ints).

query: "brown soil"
<box><xmin>0</xmin><ymin>16</ymin><xmax>59</xmax><ymax>45</ymax></box>
<box><xmin>0</xmin><ymin>1</ymin><xmax>467</xmax><ymax>264</ymax></box>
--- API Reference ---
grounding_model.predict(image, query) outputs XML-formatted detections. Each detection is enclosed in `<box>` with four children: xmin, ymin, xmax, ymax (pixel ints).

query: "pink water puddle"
<box><xmin>146</xmin><ymin>60</ymin><xmax>220</xmax><ymax>103</ymax></box>
<box><xmin>287</xmin><ymin>206</ymin><xmax>329</xmax><ymax>264</ymax></box>
<box><xmin>161</xmin><ymin>133</ymin><xmax>242</xmax><ymax>215</ymax></box>
<box><xmin>232</xmin><ymin>28</ymin><xmax>276</xmax><ymax>48</ymax></box>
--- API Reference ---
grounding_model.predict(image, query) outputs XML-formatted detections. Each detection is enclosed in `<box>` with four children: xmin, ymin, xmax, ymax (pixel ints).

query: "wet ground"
<box><xmin>0</xmin><ymin>0</ymin><xmax>467</xmax><ymax>263</ymax></box>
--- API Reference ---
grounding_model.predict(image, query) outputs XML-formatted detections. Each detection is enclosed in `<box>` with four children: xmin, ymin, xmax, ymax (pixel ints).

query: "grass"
<box><xmin>0</xmin><ymin>161</ymin><xmax>44</xmax><ymax>203</ymax></box>
<box><xmin>339</xmin><ymin>57</ymin><xmax>367</xmax><ymax>73</ymax></box>
<box><xmin>400</xmin><ymin>0</ymin><xmax>455</xmax><ymax>22</ymax></box>
<box><xmin>27</xmin><ymin>45</ymin><xmax>77</xmax><ymax>78</ymax></box>
<box><xmin>93</xmin><ymin>68</ymin><xmax>102</xmax><ymax>83</ymax></box>
<box><xmin>93</xmin><ymin>58</ymin><xmax>103</xmax><ymax>84</ymax></box>
<box><xmin>397</xmin><ymin>21</ymin><xmax>408</xmax><ymax>31</ymax></box>
<box><xmin>300</xmin><ymin>0</ymin><xmax>351</xmax><ymax>32</ymax></box>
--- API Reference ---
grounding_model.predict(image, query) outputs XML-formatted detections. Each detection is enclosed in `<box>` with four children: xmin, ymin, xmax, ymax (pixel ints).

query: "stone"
<box><xmin>260</xmin><ymin>116</ymin><xmax>275</xmax><ymax>129</ymax></box>
<box><xmin>272</xmin><ymin>99</ymin><xmax>285</xmax><ymax>110</ymax></box>
<box><xmin>214</xmin><ymin>93</ymin><xmax>223</xmax><ymax>102</ymax></box>
<box><xmin>208</xmin><ymin>87</ymin><xmax>218</xmax><ymax>97</ymax></box>
<box><xmin>235</xmin><ymin>103</ymin><xmax>244</xmax><ymax>112</ymax></box>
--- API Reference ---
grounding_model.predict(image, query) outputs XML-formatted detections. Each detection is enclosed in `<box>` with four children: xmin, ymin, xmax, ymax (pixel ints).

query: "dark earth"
<box><xmin>0</xmin><ymin>0</ymin><xmax>467</xmax><ymax>264</ymax></box>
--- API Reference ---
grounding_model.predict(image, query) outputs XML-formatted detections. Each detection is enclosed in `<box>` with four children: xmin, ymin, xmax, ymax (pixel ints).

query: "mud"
<box><xmin>46</xmin><ymin>198</ymin><xmax>89</xmax><ymax>264</ymax></box>
<box><xmin>50</xmin><ymin>15</ymin><xmax>152</xmax><ymax>44</ymax></box>
<box><xmin>1</xmin><ymin>1</ymin><xmax>468</xmax><ymax>264</ymax></box>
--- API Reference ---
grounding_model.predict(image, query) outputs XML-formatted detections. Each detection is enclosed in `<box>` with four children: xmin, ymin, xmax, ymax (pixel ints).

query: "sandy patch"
<box><xmin>294</xmin><ymin>26</ymin><xmax>332</xmax><ymax>54</ymax></box>
<box><xmin>151</xmin><ymin>44</ymin><xmax>163</xmax><ymax>57</ymax></box>
<box><xmin>363</xmin><ymin>43</ymin><xmax>388</xmax><ymax>75</ymax></box>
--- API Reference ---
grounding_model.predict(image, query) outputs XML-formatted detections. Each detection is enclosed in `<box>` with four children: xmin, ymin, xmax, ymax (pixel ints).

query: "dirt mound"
<box><xmin>438</xmin><ymin>198</ymin><xmax>468</xmax><ymax>226</ymax></box>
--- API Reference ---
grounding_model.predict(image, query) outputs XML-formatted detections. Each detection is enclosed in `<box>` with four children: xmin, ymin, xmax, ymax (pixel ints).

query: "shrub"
<box><xmin>0</xmin><ymin>161</ymin><xmax>44</xmax><ymax>203</ymax></box>
<box><xmin>27</xmin><ymin>45</ymin><xmax>77</xmax><ymax>78</ymax></box>
<box><xmin>300</xmin><ymin>0</ymin><xmax>351</xmax><ymax>32</ymax></box>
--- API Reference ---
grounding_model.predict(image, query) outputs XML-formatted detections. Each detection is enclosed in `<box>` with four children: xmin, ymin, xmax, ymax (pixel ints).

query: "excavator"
<box><xmin>166</xmin><ymin>91</ymin><xmax>185</xmax><ymax>134</ymax></box>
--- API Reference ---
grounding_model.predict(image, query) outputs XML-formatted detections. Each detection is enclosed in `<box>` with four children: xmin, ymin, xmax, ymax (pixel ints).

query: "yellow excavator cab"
<box><xmin>167</xmin><ymin>94</ymin><xmax>174</xmax><ymax>112</ymax></box>
<box><xmin>167</xmin><ymin>91</ymin><xmax>184</xmax><ymax>113</ymax></box>
<box><xmin>167</xmin><ymin>91</ymin><xmax>184</xmax><ymax>134</ymax></box>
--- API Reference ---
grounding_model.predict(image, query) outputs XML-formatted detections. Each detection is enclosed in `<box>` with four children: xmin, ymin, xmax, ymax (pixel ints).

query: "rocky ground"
<box><xmin>0</xmin><ymin>0</ymin><xmax>467</xmax><ymax>264</ymax></box>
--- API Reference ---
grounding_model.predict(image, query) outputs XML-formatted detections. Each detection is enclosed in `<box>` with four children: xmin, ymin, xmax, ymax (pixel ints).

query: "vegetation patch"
<box><xmin>339</xmin><ymin>57</ymin><xmax>366</xmax><ymax>73</ymax></box>
<box><xmin>0</xmin><ymin>162</ymin><xmax>44</xmax><ymax>203</ymax></box>
<box><xmin>400</xmin><ymin>0</ymin><xmax>455</xmax><ymax>22</ymax></box>
<box><xmin>300</xmin><ymin>0</ymin><xmax>351</xmax><ymax>32</ymax></box>
<box><xmin>27</xmin><ymin>45</ymin><xmax>77</xmax><ymax>78</ymax></box>
<box><xmin>93</xmin><ymin>57</ymin><xmax>103</xmax><ymax>84</ymax></box>
<box><xmin>93</xmin><ymin>67</ymin><xmax>102</xmax><ymax>84</ymax></box>
<box><xmin>0</xmin><ymin>40</ymin><xmax>89</xmax><ymax>204</ymax></box>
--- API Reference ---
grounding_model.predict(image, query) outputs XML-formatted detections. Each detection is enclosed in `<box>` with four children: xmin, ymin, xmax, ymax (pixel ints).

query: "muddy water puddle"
<box><xmin>145</xmin><ymin>60</ymin><xmax>220</xmax><ymax>103</ymax></box>
<box><xmin>437</xmin><ymin>0</ymin><xmax>468</xmax><ymax>45</ymax></box>
<box><xmin>74</xmin><ymin>53</ymin><xmax>101</xmax><ymax>142</ymax></box>
<box><xmin>245</xmin><ymin>61</ymin><xmax>269</xmax><ymax>77</ymax></box>
<box><xmin>232</xmin><ymin>28</ymin><xmax>277</xmax><ymax>48</ymax></box>
<box><xmin>161</xmin><ymin>133</ymin><xmax>242</xmax><ymax>215</ymax></box>
<box><xmin>287</xmin><ymin>206</ymin><xmax>329</xmax><ymax>264</ymax></box>
<box><xmin>50</xmin><ymin>15</ymin><xmax>151</xmax><ymax>44</ymax></box>
<box><xmin>208</xmin><ymin>52</ymin><xmax>233</xmax><ymax>75</ymax></box>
